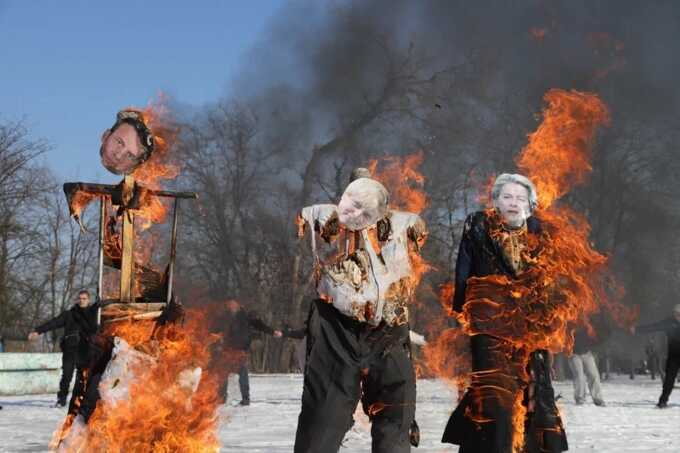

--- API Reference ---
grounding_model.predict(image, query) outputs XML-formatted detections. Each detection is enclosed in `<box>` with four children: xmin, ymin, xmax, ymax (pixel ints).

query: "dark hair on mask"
<box><xmin>109</xmin><ymin>109</ymin><xmax>155</xmax><ymax>164</ymax></box>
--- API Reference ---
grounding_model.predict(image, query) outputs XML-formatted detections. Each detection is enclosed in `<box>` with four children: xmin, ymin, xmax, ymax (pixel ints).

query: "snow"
<box><xmin>1</xmin><ymin>374</ymin><xmax>679</xmax><ymax>452</ymax></box>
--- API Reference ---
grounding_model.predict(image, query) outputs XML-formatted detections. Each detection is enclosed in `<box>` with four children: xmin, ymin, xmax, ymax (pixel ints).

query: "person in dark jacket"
<box><xmin>443</xmin><ymin>173</ymin><xmax>567</xmax><ymax>453</ymax></box>
<box><xmin>632</xmin><ymin>304</ymin><xmax>680</xmax><ymax>408</ymax></box>
<box><xmin>211</xmin><ymin>299</ymin><xmax>281</xmax><ymax>406</ymax></box>
<box><xmin>28</xmin><ymin>290</ymin><xmax>99</xmax><ymax>407</ymax></box>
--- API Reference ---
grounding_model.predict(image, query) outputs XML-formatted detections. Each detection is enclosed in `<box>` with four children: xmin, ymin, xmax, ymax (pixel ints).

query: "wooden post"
<box><xmin>119</xmin><ymin>174</ymin><xmax>135</xmax><ymax>303</ymax></box>
<box><xmin>97</xmin><ymin>196</ymin><xmax>106</xmax><ymax>325</ymax></box>
<box><xmin>166</xmin><ymin>198</ymin><xmax>180</xmax><ymax>303</ymax></box>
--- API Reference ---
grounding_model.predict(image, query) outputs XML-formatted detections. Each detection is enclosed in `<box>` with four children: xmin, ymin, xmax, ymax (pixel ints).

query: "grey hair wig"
<box><xmin>491</xmin><ymin>173</ymin><xmax>538</xmax><ymax>212</ymax></box>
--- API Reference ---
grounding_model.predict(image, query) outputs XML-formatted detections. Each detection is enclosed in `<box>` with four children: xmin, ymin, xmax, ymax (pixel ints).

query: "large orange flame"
<box><xmin>366</xmin><ymin>151</ymin><xmax>432</xmax><ymax>329</ymax></box>
<box><xmin>54</xmin><ymin>309</ymin><xmax>222</xmax><ymax>452</ymax></box>
<box><xmin>132</xmin><ymin>97</ymin><xmax>180</xmax><ymax>229</ymax></box>
<box><xmin>517</xmin><ymin>89</ymin><xmax>610</xmax><ymax>209</ymax></box>
<box><xmin>368</xmin><ymin>151</ymin><xmax>429</xmax><ymax>215</ymax></box>
<box><xmin>368</xmin><ymin>150</ymin><xmax>432</xmax><ymax>285</ymax></box>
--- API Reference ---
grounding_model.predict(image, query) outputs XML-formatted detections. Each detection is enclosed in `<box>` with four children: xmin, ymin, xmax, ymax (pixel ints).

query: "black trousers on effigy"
<box><xmin>294</xmin><ymin>299</ymin><xmax>415</xmax><ymax>453</ymax></box>
<box><xmin>442</xmin><ymin>334</ymin><xmax>568</xmax><ymax>453</ymax></box>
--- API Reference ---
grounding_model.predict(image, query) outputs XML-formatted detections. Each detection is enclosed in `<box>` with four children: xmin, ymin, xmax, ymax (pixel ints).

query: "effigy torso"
<box><xmin>298</xmin><ymin>205</ymin><xmax>426</xmax><ymax>327</ymax></box>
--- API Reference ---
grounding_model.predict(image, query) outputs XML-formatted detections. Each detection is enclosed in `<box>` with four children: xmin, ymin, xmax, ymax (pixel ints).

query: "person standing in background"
<box><xmin>568</xmin><ymin>327</ymin><xmax>606</xmax><ymax>406</ymax></box>
<box><xmin>27</xmin><ymin>290</ymin><xmax>98</xmax><ymax>408</ymax></box>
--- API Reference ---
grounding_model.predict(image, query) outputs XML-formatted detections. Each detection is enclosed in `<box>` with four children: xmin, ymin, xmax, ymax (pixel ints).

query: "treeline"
<box><xmin>4</xmin><ymin>1</ymin><xmax>680</xmax><ymax>369</ymax></box>
<box><xmin>0</xmin><ymin>120</ymin><xmax>97</xmax><ymax>350</ymax></box>
<box><xmin>171</xmin><ymin>1</ymin><xmax>680</xmax><ymax>370</ymax></box>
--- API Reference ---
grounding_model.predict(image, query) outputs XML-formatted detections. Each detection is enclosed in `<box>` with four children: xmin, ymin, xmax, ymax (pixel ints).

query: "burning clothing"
<box><xmin>295</xmin><ymin>179</ymin><xmax>426</xmax><ymax>452</ymax></box>
<box><xmin>56</xmin><ymin>337</ymin><xmax>204</xmax><ymax>451</ymax></box>
<box><xmin>294</xmin><ymin>299</ymin><xmax>415</xmax><ymax>453</ymax></box>
<box><xmin>298</xmin><ymin>204</ymin><xmax>427</xmax><ymax>327</ymax></box>
<box><xmin>444</xmin><ymin>210</ymin><xmax>568</xmax><ymax>452</ymax></box>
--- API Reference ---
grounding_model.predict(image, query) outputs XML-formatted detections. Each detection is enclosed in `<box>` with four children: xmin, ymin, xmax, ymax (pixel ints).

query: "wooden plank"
<box><xmin>102</xmin><ymin>302</ymin><xmax>167</xmax><ymax>312</ymax></box>
<box><xmin>119</xmin><ymin>174</ymin><xmax>135</xmax><ymax>302</ymax></box>
<box><xmin>103</xmin><ymin>311</ymin><xmax>164</xmax><ymax>324</ymax></box>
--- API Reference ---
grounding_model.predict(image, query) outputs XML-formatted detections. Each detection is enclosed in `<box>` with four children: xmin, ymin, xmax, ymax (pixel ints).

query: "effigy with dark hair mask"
<box><xmin>49</xmin><ymin>108</ymin><xmax>213</xmax><ymax>452</ymax></box>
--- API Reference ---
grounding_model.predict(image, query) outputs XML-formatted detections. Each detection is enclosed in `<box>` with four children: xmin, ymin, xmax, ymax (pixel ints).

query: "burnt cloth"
<box><xmin>294</xmin><ymin>299</ymin><xmax>415</xmax><ymax>453</ymax></box>
<box><xmin>444</xmin><ymin>211</ymin><xmax>568</xmax><ymax>453</ymax></box>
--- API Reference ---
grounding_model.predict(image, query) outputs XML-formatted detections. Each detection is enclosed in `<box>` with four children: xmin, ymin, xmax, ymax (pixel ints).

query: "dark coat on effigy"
<box><xmin>443</xmin><ymin>210</ymin><xmax>568</xmax><ymax>453</ymax></box>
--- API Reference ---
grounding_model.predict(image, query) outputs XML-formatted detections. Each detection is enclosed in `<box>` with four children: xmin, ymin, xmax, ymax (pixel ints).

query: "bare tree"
<box><xmin>0</xmin><ymin>120</ymin><xmax>98</xmax><ymax>349</ymax></box>
<box><xmin>0</xmin><ymin>119</ymin><xmax>51</xmax><ymax>339</ymax></box>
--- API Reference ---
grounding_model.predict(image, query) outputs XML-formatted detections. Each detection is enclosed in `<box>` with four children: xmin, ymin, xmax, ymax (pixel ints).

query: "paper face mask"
<box><xmin>337</xmin><ymin>178</ymin><xmax>389</xmax><ymax>231</ymax></box>
<box><xmin>99</xmin><ymin>110</ymin><xmax>154</xmax><ymax>175</ymax></box>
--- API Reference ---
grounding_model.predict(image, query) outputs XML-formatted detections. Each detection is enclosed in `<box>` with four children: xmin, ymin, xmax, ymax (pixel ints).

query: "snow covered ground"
<box><xmin>1</xmin><ymin>373</ymin><xmax>678</xmax><ymax>452</ymax></box>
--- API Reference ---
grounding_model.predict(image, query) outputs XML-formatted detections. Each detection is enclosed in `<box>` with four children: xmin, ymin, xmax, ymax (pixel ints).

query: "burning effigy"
<box><xmin>437</xmin><ymin>89</ymin><xmax>637</xmax><ymax>453</ymax></box>
<box><xmin>50</xmin><ymin>105</ymin><xmax>222</xmax><ymax>452</ymax></box>
<box><xmin>293</xmin><ymin>167</ymin><xmax>428</xmax><ymax>452</ymax></box>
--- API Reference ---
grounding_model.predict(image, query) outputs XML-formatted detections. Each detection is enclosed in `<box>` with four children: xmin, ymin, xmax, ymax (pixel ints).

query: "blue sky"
<box><xmin>0</xmin><ymin>0</ymin><xmax>287</xmax><ymax>182</ymax></box>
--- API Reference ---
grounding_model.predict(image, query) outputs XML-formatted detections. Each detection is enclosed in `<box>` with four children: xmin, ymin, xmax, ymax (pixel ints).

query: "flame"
<box><xmin>368</xmin><ymin>151</ymin><xmax>429</xmax><ymax>214</ymax></box>
<box><xmin>423</xmin><ymin>326</ymin><xmax>470</xmax><ymax>389</ymax></box>
<box><xmin>55</xmin><ymin>310</ymin><xmax>222</xmax><ymax>452</ymax></box>
<box><xmin>367</xmin><ymin>150</ymin><xmax>432</xmax><ymax>296</ymax></box>
<box><xmin>132</xmin><ymin>96</ymin><xmax>181</xmax><ymax>229</ymax></box>
<box><xmin>68</xmin><ymin>191</ymin><xmax>97</xmax><ymax>221</ymax></box>
<box><xmin>437</xmin><ymin>281</ymin><xmax>454</xmax><ymax>316</ymax></box>
<box><xmin>517</xmin><ymin>89</ymin><xmax>610</xmax><ymax>209</ymax></box>
<box><xmin>516</xmin><ymin>89</ymin><xmax>637</xmax><ymax>328</ymax></box>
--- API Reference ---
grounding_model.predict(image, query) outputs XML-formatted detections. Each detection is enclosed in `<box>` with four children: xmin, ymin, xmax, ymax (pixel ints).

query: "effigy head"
<box><xmin>338</xmin><ymin>177</ymin><xmax>389</xmax><ymax>231</ymax></box>
<box><xmin>491</xmin><ymin>173</ymin><xmax>538</xmax><ymax>227</ymax></box>
<box><xmin>100</xmin><ymin>109</ymin><xmax>155</xmax><ymax>175</ymax></box>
